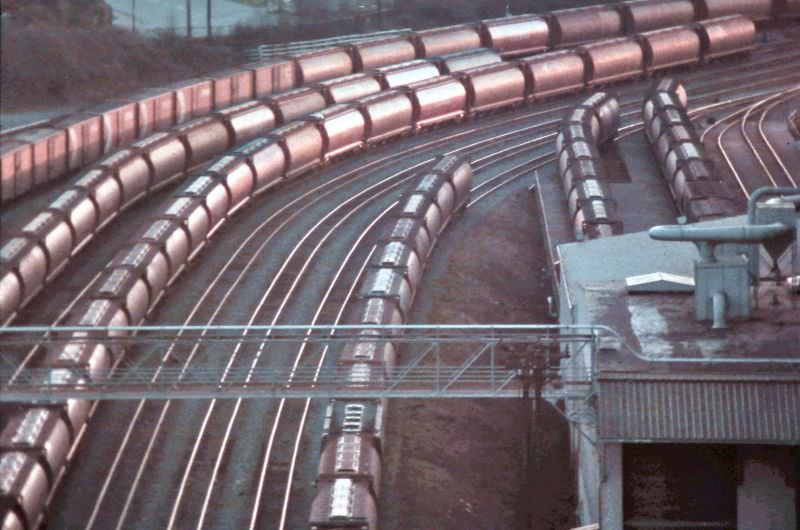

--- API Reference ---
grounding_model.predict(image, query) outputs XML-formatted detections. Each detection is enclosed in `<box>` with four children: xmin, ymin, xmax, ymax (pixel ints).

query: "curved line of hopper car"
<box><xmin>643</xmin><ymin>78</ymin><xmax>739</xmax><ymax>221</ymax></box>
<box><xmin>0</xmin><ymin>14</ymin><xmax>760</xmax><ymax>328</ymax></box>
<box><xmin>3</xmin><ymin>0</ymin><xmax>797</xmax><ymax>202</ymax></box>
<box><xmin>0</xmin><ymin>150</ymin><xmax>471</xmax><ymax>530</ymax></box>
<box><xmin>307</xmin><ymin>155</ymin><xmax>474</xmax><ymax>530</ymax></box>
<box><xmin>556</xmin><ymin>92</ymin><xmax>626</xmax><ymax>241</ymax></box>
<box><xmin>0</xmin><ymin>47</ymin><xmax>501</xmax><ymax>326</ymax></box>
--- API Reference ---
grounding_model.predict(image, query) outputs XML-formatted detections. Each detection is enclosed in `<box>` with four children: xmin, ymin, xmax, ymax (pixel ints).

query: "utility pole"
<box><xmin>207</xmin><ymin>0</ymin><xmax>211</xmax><ymax>38</ymax></box>
<box><xmin>376</xmin><ymin>0</ymin><xmax>383</xmax><ymax>28</ymax></box>
<box><xmin>186</xmin><ymin>0</ymin><xmax>192</xmax><ymax>38</ymax></box>
<box><xmin>507</xmin><ymin>341</ymin><xmax>565</xmax><ymax>529</ymax></box>
<box><xmin>131</xmin><ymin>0</ymin><xmax>136</xmax><ymax>32</ymax></box>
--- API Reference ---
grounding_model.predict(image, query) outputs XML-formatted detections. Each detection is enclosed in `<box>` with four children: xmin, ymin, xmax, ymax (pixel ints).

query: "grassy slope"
<box><xmin>0</xmin><ymin>24</ymin><xmax>236</xmax><ymax>111</ymax></box>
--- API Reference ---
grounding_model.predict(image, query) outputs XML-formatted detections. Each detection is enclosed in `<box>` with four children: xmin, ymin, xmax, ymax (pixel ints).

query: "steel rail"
<box><xmin>89</xmin><ymin>107</ymin><xmax>592</xmax><ymax>524</ymax></box>
<box><xmin>702</xmin><ymin>85</ymin><xmax>800</xmax><ymax>198</ymax></box>
<box><xmin>469</xmin><ymin>80</ymin><xmax>800</xmax><ymax>206</ymax></box>
<box><xmin>5</xmin><ymin>42</ymin><xmax>799</xmax><ymax>225</ymax></box>
<box><xmin>32</xmin><ymin>78</ymin><xmax>624</xmax><ymax>524</ymax></box>
<box><xmin>270</xmin><ymin>231</ymin><xmax>385</xmax><ymax>530</ymax></box>
<box><xmin>107</xmin><ymin>103</ymin><xmax>556</xmax><ymax>524</ymax></box>
<box><xmin>4</xmin><ymin>62</ymin><xmax>792</xmax><ymax>392</ymax></box>
<box><xmin>104</xmin><ymin>157</ymin><xmax>424</xmax><ymax>529</ymax></box>
<box><xmin>740</xmin><ymin>91</ymin><xmax>787</xmax><ymax>187</ymax></box>
<box><xmin>81</xmin><ymin>134</ymin><xmax>429</xmax><ymax>528</ymax></box>
<box><xmin>757</xmin><ymin>87</ymin><xmax>800</xmax><ymax>187</ymax></box>
<box><xmin>477</xmin><ymin>83</ymin><xmax>800</xmax><ymax>207</ymax></box>
<box><xmin>186</xmin><ymin>94</ymin><xmax>607</xmax><ymax>525</ymax></box>
<box><xmin>9</xmin><ymin>39</ymin><xmax>800</xmax><ymax>524</ymax></box>
<box><xmin>717</xmin><ymin>111</ymin><xmax>758</xmax><ymax>198</ymax></box>
<box><xmin>165</xmin><ymin>169</ymin><xmax>410</xmax><ymax>528</ymax></box>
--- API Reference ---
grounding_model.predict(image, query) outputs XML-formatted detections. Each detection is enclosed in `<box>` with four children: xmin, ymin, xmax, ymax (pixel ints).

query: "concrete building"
<box><xmin>552</xmin><ymin>217</ymin><xmax>799</xmax><ymax>528</ymax></box>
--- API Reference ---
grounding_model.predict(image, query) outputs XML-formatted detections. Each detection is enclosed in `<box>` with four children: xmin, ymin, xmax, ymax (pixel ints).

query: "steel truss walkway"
<box><xmin>0</xmin><ymin>324</ymin><xmax>610</xmax><ymax>401</ymax></box>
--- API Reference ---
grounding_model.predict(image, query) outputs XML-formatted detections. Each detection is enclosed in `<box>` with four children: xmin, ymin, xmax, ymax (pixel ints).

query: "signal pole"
<box><xmin>186</xmin><ymin>0</ymin><xmax>192</xmax><ymax>38</ymax></box>
<box><xmin>506</xmin><ymin>341</ymin><xmax>565</xmax><ymax>529</ymax></box>
<box><xmin>207</xmin><ymin>0</ymin><xmax>212</xmax><ymax>38</ymax></box>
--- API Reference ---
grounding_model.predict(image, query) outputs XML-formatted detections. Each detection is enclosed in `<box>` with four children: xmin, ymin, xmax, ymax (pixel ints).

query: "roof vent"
<box><xmin>626</xmin><ymin>272</ymin><xmax>694</xmax><ymax>293</ymax></box>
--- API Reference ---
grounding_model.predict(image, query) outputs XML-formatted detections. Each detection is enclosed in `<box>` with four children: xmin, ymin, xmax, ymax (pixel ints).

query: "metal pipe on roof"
<box><xmin>649</xmin><ymin>223</ymin><xmax>794</xmax><ymax>244</ymax></box>
<box><xmin>712</xmin><ymin>291</ymin><xmax>727</xmax><ymax>329</ymax></box>
<box><xmin>747</xmin><ymin>186</ymin><xmax>800</xmax><ymax>223</ymax></box>
<box><xmin>649</xmin><ymin>222</ymin><xmax>794</xmax><ymax>262</ymax></box>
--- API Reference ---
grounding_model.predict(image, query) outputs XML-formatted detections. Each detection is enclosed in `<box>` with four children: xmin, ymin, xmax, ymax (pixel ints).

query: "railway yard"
<box><xmin>1</xmin><ymin>1</ymin><xmax>800</xmax><ymax>528</ymax></box>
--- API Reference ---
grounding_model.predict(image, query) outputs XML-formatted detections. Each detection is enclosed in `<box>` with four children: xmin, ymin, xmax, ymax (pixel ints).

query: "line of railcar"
<box><xmin>556</xmin><ymin>93</ymin><xmax>625</xmax><ymax>240</ymax></box>
<box><xmin>0</xmin><ymin>12</ymin><xmax>778</xmax><ymax>525</ymax></box>
<box><xmin>0</xmin><ymin>15</ymin><xmax>759</xmax><ymax>326</ymax></box>
<box><xmin>4</xmin><ymin>0</ymin><xmax>796</xmax><ymax>202</ymax></box>
<box><xmin>0</xmin><ymin>153</ymin><xmax>472</xmax><ymax>530</ymax></box>
<box><xmin>642</xmin><ymin>78</ymin><xmax>738</xmax><ymax>221</ymax></box>
<box><xmin>0</xmin><ymin>48</ymin><xmax>497</xmax><ymax>326</ymax></box>
<box><xmin>308</xmin><ymin>155</ymin><xmax>473</xmax><ymax>530</ymax></box>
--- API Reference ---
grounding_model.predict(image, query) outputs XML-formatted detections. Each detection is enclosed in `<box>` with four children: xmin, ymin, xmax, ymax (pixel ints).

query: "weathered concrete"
<box><xmin>737</xmin><ymin>446</ymin><xmax>798</xmax><ymax>530</ymax></box>
<box><xmin>600</xmin><ymin>443</ymin><xmax>623</xmax><ymax>529</ymax></box>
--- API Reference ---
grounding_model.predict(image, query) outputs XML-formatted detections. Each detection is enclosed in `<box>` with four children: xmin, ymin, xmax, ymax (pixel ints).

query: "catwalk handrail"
<box><xmin>0</xmin><ymin>324</ymin><xmax>600</xmax><ymax>400</ymax></box>
<box><xmin>2</xmin><ymin>324</ymin><xmax>796</xmax><ymax>400</ymax></box>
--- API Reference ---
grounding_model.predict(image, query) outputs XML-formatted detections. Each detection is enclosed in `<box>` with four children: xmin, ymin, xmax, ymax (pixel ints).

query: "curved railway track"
<box><xmin>704</xmin><ymin>85</ymin><xmax>800</xmax><ymax>195</ymax></box>
<box><xmin>6</xmin><ymin>45</ymin><xmax>791</xmax><ymax>344</ymax></box>
<box><xmin>11</xmin><ymin>36</ymin><xmax>794</xmax><ymax>528</ymax></box>
<box><xmin>757</xmin><ymin>91</ymin><xmax>800</xmax><ymax>184</ymax></box>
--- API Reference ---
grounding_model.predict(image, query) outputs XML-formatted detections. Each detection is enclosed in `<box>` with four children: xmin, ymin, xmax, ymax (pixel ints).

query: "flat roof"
<box><xmin>557</xmin><ymin>216</ymin><xmax>800</xmax><ymax>443</ymax></box>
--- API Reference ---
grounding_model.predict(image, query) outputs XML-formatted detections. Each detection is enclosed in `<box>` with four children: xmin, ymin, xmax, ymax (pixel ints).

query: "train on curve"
<box><xmin>556</xmin><ymin>92</ymin><xmax>625</xmax><ymax>240</ymax></box>
<box><xmin>309</xmin><ymin>155</ymin><xmax>474</xmax><ymax>530</ymax></box>
<box><xmin>642</xmin><ymin>78</ymin><xmax>738</xmax><ymax>221</ymax></box>
<box><xmin>0</xmin><ymin>14</ymin><xmax>760</xmax><ymax>327</ymax></box>
<box><xmin>0</xmin><ymin>47</ymin><xmax>499</xmax><ymax>326</ymax></box>
<box><xmin>3</xmin><ymin>0</ymin><xmax>798</xmax><ymax>202</ymax></box>
<box><xmin>0</xmin><ymin>11</ymin><xmax>786</xmax><ymax>530</ymax></box>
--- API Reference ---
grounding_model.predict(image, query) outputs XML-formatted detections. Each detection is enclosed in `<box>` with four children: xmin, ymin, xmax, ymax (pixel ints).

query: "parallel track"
<box><xmin>4</xmin><ymin>35</ymin><xmax>798</xmax><ymax>529</ymax></box>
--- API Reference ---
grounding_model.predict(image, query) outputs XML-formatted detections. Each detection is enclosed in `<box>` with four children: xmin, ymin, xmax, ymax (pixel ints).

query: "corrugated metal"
<box><xmin>598</xmin><ymin>379</ymin><xmax>800</xmax><ymax>443</ymax></box>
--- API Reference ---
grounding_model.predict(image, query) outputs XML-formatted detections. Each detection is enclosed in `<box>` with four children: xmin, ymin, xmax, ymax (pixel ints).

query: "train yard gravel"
<box><xmin>380</xmin><ymin>191</ymin><xmax>576</xmax><ymax>529</ymax></box>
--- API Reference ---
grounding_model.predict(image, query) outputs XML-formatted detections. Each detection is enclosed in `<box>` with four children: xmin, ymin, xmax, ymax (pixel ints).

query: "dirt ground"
<box><xmin>380</xmin><ymin>190</ymin><xmax>576</xmax><ymax>529</ymax></box>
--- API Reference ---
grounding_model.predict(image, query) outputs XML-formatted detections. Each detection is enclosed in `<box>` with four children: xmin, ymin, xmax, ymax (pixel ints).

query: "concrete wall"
<box><xmin>600</xmin><ymin>443</ymin><xmax>623</xmax><ymax>529</ymax></box>
<box><xmin>574</xmin><ymin>423</ymin><xmax>600</xmax><ymax>525</ymax></box>
<box><xmin>573</xmin><ymin>438</ymin><xmax>623</xmax><ymax>528</ymax></box>
<box><xmin>737</xmin><ymin>446</ymin><xmax>798</xmax><ymax>530</ymax></box>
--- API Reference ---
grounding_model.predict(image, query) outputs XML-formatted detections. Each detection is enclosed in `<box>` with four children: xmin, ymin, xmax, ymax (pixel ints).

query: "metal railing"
<box><xmin>242</xmin><ymin>28</ymin><xmax>412</xmax><ymax>60</ymax></box>
<box><xmin>0</xmin><ymin>324</ymin><xmax>605</xmax><ymax>400</ymax></box>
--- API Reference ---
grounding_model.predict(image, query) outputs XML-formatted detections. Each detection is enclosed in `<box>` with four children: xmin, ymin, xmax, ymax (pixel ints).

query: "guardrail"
<box><xmin>242</xmin><ymin>28</ymin><xmax>412</xmax><ymax>60</ymax></box>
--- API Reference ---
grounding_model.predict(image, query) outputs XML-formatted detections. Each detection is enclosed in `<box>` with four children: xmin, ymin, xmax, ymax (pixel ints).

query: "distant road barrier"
<box><xmin>243</xmin><ymin>28</ymin><xmax>412</xmax><ymax>60</ymax></box>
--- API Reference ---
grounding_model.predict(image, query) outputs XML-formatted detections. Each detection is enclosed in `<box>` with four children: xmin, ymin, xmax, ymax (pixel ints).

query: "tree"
<box><xmin>3</xmin><ymin>0</ymin><xmax>113</xmax><ymax>27</ymax></box>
